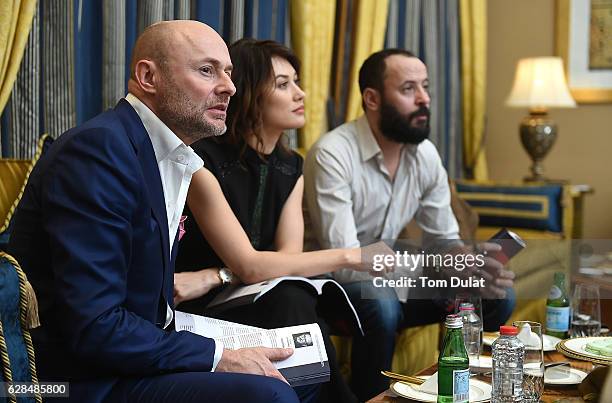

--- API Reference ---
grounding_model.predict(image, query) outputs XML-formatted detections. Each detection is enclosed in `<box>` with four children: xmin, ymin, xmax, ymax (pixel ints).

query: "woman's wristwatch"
<box><xmin>217</xmin><ymin>267</ymin><xmax>235</xmax><ymax>285</ymax></box>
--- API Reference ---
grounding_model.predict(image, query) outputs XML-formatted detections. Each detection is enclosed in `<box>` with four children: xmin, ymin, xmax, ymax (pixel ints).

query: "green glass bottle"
<box><xmin>438</xmin><ymin>314</ymin><xmax>470</xmax><ymax>403</ymax></box>
<box><xmin>546</xmin><ymin>272</ymin><xmax>570</xmax><ymax>338</ymax></box>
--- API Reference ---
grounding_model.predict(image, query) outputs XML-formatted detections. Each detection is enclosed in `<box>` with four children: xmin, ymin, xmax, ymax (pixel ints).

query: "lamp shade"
<box><xmin>506</xmin><ymin>57</ymin><xmax>576</xmax><ymax>108</ymax></box>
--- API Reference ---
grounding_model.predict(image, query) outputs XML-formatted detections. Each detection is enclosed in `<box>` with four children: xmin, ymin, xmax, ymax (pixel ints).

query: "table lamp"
<box><xmin>506</xmin><ymin>57</ymin><xmax>576</xmax><ymax>182</ymax></box>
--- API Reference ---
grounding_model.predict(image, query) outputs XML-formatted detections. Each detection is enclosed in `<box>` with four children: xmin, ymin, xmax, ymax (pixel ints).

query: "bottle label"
<box><xmin>548</xmin><ymin>285</ymin><xmax>562</xmax><ymax>299</ymax></box>
<box><xmin>453</xmin><ymin>369</ymin><xmax>469</xmax><ymax>403</ymax></box>
<box><xmin>546</xmin><ymin>306</ymin><xmax>570</xmax><ymax>331</ymax></box>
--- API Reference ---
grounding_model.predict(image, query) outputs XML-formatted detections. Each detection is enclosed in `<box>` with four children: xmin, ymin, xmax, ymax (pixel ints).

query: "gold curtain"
<box><xmin>460</xmin><ymin>0</ymin><xmax>488</xmax><ymax>180</ymax></box>
<box><xmin>345</xmin><ymin>0</ymin><xmax>389</xmax><ymax>122</ymax></box>
<box><xmin>290</xmin><ymin>0</ymin><xmax>336</xmax><ymax>152</ymax></box>
<box><xmin>0</xmin><ymin>0</ymin><xmax>37</xmax><ymax>113</ymax></box>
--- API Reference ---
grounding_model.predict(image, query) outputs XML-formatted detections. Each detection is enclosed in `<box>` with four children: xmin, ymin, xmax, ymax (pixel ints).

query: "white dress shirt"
<box><xmin>304</xmin><ymin>115</ymin><xmax>460</xmax><ymax>300</ymax></box>
<box><xmin>125</xmin><ymin>94</ymin><xmax>223</xmax><ymax>370</ymax></box>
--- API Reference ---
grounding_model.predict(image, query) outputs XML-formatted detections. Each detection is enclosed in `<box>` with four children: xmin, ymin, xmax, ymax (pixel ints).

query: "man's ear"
<box><xmin>363</xmin><ymin>88</ymin><xmax>381</xmax><ymax>112</ymax></box>
<box><xmin>133</xmin><ymin>59</ymin><xmax>159</xmax><ymax>95</ymax></box>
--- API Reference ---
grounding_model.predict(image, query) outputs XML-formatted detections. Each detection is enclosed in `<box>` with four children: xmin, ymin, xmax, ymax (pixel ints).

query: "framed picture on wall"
<box><xmin>556</xmin><ymin>0</ymin><xmax>612</xmax><ymax>103</ymax></box>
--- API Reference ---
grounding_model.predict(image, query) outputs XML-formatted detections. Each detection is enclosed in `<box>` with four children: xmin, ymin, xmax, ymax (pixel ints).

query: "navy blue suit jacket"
<box><xmin>9</xmin><ymin>100</ymin><xmax>216</xmax><ymax>401</ymax></box>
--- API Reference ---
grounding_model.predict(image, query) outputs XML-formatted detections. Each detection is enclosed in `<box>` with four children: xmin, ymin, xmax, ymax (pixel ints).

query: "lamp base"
<box><xmin>524</xmin><ymin>159</ymin><xmax>546</xmax><ymax>182</ymax></box>
<box><xmin>519</xmin><ymin>110</ymin><xmax>557</xmax><ymax>182</ymax></box>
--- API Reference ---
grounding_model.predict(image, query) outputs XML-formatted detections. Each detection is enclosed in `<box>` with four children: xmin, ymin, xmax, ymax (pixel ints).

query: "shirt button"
<box><xmin>177</xmin><ymin>154</ymin><xmax>185</xmax><ymax>163</ymax></box>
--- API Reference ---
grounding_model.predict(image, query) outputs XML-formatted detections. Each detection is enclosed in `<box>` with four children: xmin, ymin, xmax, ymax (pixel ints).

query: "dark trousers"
<box><xmin>41</xmin><ymin>372</ymin><xmax>298</xmax><ymax>403</ymax></box>
<box><xmin>343</xmin><ymin>281</ymin><xmax>516</xmax><ymax>402</ymax></box>
<box><xmin>205</xmin><ymin>281</ymin><xmax>357</xmax><ymax>403</ymax></box>
<box><xmin>109</xmin><ymin>371</ymin><xmax>299</xmax><ymax>403</ymax></box>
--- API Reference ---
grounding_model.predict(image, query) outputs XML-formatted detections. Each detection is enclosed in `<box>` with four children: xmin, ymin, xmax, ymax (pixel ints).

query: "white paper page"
<box><xmin>175</xmin><ymin>311</ymin><xmax>328</xmax><ymax>371</ymax></box>
<box><xmin>214</xmin><ymin>323</ymin><xmax>328</xmax><ymax>370</ymax></box>
<box><xmin>175</xmin><ymin>310</ymin><xmax>262</xmax><ymax>338</ymax></box>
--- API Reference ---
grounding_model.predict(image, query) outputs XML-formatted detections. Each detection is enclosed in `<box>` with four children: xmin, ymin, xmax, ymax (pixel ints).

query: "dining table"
<box><xmin>367</xmin><ymin>350</ymin><xmax>596</xmax><ymax>402</ymax></box>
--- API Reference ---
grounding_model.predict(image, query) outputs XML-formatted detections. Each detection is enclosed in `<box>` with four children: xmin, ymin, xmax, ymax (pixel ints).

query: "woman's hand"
<box><xmin>353</xmin><ymin>241</ymin><xmax>396</xmax><ymax>275</ymax></box>
<box><xmin>174</xmin><ymin>269</ymin><xmax>222</xmax><ymax>305</ymax></box>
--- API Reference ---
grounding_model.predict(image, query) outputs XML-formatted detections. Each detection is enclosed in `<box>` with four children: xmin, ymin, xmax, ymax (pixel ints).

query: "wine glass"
<box><xmin>571</xmin><ymin>284</ymin><xmax>601</xmax><ymax>337</ymax></box>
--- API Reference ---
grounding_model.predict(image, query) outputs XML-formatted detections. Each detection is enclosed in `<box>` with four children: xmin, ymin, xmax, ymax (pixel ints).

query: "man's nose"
<box><xmin>218</xmin><ymin>73</ymin><xmax>236</xmax><ymax>96</ymax></box>
<box><xmin>415</xmin><ymin>87</ymin><xmax>430</xmax><ymax>107</ymax></box>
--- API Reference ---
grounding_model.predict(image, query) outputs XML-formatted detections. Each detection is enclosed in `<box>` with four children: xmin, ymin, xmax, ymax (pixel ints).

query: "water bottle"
<box><xmin>458</xmin><ymin>302</ymin><xmax>482</xmax><ymax>366</ymax></box>
<box><xmin>492</xmin><ymin>325</ymin><xmax>524</xmax><ymax>402</ymax></box>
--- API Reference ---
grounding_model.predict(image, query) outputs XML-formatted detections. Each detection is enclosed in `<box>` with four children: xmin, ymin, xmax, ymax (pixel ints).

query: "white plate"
<box><xmin>483</xmin><ymin>333</ymin><xmax>561</xmax><ymax>352</ymax></box>
<box><xmin>562</xmin><ymin>337</ymin><xmax>612</xmax><ymax>361</ymax></box>
<box><xmin>544</xmin><ymin>367</ymin><xmax>588</xmax><ymax>385</ymax></box>
<box><xmin>391</xmin><ymin>376</ymin><xmax>492</xmax><ymax>402</ymax></box>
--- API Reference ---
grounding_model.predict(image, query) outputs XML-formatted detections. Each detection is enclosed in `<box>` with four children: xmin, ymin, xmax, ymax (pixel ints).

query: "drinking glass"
<box><xmin>571</xmin><ymin>284</ymin><xmax>601</xmax><ymax>337</ymax></box>
<box><xmin>513</xmin><ymin>321</ymin><xmax>544</xmax><ymax>403</ymax></box>
<box><xmin>455</xmin><ymin>293</ymin><xmax>483</xmax><ymax>366</ymax></box>
<box><xmin>454</xmin><ymin>293</ymin><xmax>483</xmax><ymax>322</ymax></box>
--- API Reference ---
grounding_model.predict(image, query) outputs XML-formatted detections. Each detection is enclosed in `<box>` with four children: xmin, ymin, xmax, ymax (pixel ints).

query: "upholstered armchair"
<box><xmin>0</xmin><ymin>135</ymin><xmax>53</xmax><ymax>402</ymax></box>
<box><xmin>0</xmin><ymin>135</ymin><xmax>53</xmax><ymax>252</ymax></box>
<box><xmin>456</xmin><ymin>180</ymin><xmax>580</xmax><ymax>322</ymax></box>
<box><xmin>0</xmin><ymin>252</ymin><xmax>41</xmax><ymax>403</ymax></box>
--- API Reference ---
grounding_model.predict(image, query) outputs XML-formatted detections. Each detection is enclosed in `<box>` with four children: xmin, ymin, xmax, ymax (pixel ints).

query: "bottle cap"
<box><xmin>458</xmin><ymin>302</ymin><xmax>475</xmax><ymax>311</ymax></box>
<box><xmin>500</xmin><ymin>325</ymin><xmax>518</xmax><ymax>336</ymax></box>
<box><xmin>445</xmin><ymin>314</ymin><xmax>463</xmax><ymax>329</ymax></box>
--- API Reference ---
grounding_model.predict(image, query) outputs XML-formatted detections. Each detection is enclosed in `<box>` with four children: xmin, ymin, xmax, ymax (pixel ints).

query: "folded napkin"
<box><xmin>418</xmin><ymin>372</ymin><xmax>438</xmax><ymax>394</ymax></box>
<box><xmin>517</xmin><ymin>323</ymin><xmax>542</xmax><ymax>350</ymax></box>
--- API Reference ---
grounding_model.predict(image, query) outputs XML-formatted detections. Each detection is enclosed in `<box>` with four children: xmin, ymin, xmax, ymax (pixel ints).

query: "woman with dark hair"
<box><xmin>175</xmin><ymin>39</ymin><xmax>361</xmax><ymax>403</ymax></box>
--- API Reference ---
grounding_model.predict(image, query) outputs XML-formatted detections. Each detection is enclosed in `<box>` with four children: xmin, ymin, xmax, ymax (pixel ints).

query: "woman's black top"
<box><xmin>176</xmin><ymin>138</ymin><xmax>303</xmax><ymax>273</ymax></box>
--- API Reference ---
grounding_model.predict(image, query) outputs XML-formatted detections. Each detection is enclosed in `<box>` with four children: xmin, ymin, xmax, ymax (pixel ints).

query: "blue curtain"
<box><xmin>384</xmin><ymin>0</ymin><xmax>463</xmax><ymax>179</ymax></box>
<box><xmin>1</xmin><ymin>0</ymin><xmax>289</xmax><ymax>159</ymax></box>
<box><xmin>327</xmin><ymin>0</ymin><xmax>463</xmax><ymax>178</ymax></box>
<box><xmin>2</xmin><ymin>0</ymin><xmax>463</xmax><ymax>179</ymax></box>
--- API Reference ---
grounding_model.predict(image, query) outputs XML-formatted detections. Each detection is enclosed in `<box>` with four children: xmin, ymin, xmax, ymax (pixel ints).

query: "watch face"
<box><xmin>219</xmin><ymin>268</ymin><xmax>233</xmax><ymax>284</ymax></box>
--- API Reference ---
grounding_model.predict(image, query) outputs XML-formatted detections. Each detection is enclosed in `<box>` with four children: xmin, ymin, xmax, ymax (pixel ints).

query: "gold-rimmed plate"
<box><xmin>556</xmin><ymin>337</ymin><xmax>612</xmax><ymax>365</ymax></box>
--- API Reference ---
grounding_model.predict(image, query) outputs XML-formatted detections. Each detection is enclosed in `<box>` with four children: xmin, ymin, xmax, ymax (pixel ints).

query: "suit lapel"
<box><xmin>115</xmin><ymin>100</ymin><xmax>173</xmax><ymax>319</ymax></box>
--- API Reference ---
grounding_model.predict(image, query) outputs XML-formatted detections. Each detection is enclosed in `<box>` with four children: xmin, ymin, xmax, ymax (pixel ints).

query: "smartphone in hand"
<box><xmin>487</xmin><ymin>228</ymin><xmax>526</xmax><ymax>265</ymax></box>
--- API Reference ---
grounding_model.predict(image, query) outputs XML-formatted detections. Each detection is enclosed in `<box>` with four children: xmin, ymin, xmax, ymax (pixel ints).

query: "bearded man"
<box><xmin>304</xmin><ymin>49</ymin><xmax>516</xmax><ymax>401</ymax></box>
<box><xmin>9</xmin><ymin>20</ymin><xmax>299</xmax><ymax>403</ymax></box>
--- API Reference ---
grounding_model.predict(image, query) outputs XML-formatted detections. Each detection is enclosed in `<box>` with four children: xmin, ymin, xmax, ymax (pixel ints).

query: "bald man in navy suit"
<box><xmin>9</xmin><ymin>21</ymin><xmax>299</xmax><ymax>403</ymax></box>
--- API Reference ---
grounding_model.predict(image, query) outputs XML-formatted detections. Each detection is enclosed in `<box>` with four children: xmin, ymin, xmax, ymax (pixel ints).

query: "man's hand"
<box><xmin>472</xmin><ymin>242</ymin><xmax>515</xmax><ymax>298</ymax></box>
<box><xmin>446</xmin><ymin>242</ymin><xmax>515</xmax><ymax>299</ymax></box>
<box><xmin>173</xmin><ymin>269</ymin><xmax>222</xmax><ymax>305</ymax></box>
<box><xmin>215</xmin><ymin>347</ymin><xmax>294</xmax><ymax>384</ymax></box>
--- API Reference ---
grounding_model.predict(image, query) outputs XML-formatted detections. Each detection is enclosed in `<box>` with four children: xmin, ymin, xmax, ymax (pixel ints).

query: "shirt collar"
<box><xmin>355</xmin><ymin>115</ymin><xmax>382</xmax><ymax>162</ymax></box>
<box><xmin>125</xmin><ymin>93</ymin><xmax>185</xmax><ymax>163</ymax></box>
